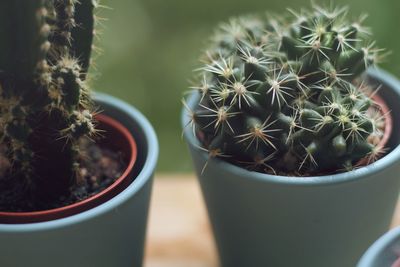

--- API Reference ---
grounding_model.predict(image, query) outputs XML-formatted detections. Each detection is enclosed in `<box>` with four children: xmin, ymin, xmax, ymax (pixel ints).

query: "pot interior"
<box><xmin>0</xmin><ymin>113</ymin><xmax>138</xmax><ymax>224</ymax></box>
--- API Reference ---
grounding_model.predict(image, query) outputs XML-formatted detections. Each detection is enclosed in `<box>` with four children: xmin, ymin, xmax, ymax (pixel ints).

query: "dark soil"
<box><xmin>0</xmin><ymin>139</ymin><xmax>126</xmax><ymax>212</ymax></box>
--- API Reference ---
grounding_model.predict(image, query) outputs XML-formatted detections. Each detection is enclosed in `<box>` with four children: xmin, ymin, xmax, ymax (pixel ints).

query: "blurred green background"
<box><xmin>94</xmin><ymin>0</ymin><xmax>400</xmax><ymax>172</ymax></box>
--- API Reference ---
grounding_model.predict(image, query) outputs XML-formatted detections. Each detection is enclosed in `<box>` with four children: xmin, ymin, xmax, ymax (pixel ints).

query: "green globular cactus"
<box><xmin>185</xmin><ymin>5</ymin><xmax>387</xmax><ymax>176</ymax></box>
<box><xmin>0</xmin><ymin>0</ymin><xmax>98</xmax><ymax>199</ymax></box>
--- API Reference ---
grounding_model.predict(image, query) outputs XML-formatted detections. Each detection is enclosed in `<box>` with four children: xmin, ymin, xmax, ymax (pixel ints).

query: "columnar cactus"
<box><xmin>0</xmin><ymin>0</ymin><xmax>97</xmax><ymax>198</ymax></box>
<box><xmin>186</xmin><ymin>5</ymin><xmax>387</xmax><ymax>176</ymax></box>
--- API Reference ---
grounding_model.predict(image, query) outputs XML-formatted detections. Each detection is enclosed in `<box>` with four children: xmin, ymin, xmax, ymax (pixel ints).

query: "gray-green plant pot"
<box><xmin>358</xmin><ymin>226</ymin><xmax>400</xmax><ymax>267</ymax></box>
<box><xmin>182</xmin><ymin>68</ymin><xmax>400</xmax><ymax>267</ymax></box>
<box><xmin>0</xmin><ymin>93</ymin><xmax>158</xmax><ymax>267</ymax></box>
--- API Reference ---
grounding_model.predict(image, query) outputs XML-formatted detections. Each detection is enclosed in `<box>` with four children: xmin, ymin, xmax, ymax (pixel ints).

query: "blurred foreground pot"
<box><xmin>358</xmin><ymin>226</ymin><xmax>400</xmax><ymax>267</ymax></box>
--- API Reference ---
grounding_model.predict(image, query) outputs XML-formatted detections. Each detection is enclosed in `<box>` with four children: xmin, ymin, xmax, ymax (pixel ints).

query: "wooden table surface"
<box><xmin>144</xmin><ymin>174</ymin><xmax>400</xmax><ymax>267</ymax></box>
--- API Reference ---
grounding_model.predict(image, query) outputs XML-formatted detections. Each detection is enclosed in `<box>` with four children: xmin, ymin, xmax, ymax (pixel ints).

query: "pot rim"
<box><xmin>0</xmin><ymin>93</ymin><xmax>158</xmax><ymax>230</ymax></box>
<box><xmin>357</xmin><ymin>226</ymin><xmax>400</xmax><ymax>267</ymax></box>
<box><xmin>182</xmin><ymin>68</ymin><xmax>400</xmax><ymax>186</ymax></box>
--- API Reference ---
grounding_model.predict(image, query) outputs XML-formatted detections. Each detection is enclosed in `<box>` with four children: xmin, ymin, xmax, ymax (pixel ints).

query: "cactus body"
<box><xmin>71</xmin><ymin>0</ymin><xmax>98</xmax><ymax>76</ymax></box>
<box><xmin>187</xmin><ymin>5</ymin><xmax>386</xmax><ymax>176</ymax></box>
<box><xmin>0</xmin><ymin>0</ymin><xmax>97</xmax><ymax>199</ymax></box>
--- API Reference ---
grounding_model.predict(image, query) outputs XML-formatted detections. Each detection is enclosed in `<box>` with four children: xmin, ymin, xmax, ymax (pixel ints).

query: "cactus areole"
<box><xmin>185</xmin><ymin>5</ymin><xmax>392</xmax><ymax>176</ymax></box>
<box><xmin>0</xmin><ymin>0</ymin><xmax>138</xmax><ymax>216</ymax></box>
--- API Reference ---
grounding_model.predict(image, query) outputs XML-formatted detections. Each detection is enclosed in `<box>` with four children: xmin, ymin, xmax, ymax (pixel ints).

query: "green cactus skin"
<box><xmin>186</xmin><ymin>5</ymin><xmax>387</xmax><ymax>176</ymax></box>
<box><xmin>0</xmin><ymin>0</ymin><xmax>97</xmax><ymax>200</ymax></box>
<box><xmin>71</xmin><ymin>0</ymin><xmax>98</xmax><ymax>77</ymax></box>
<box><xmin>0</xmin><ymin>0</ymin><xmax>48</xmax><ymax>80</ymax></box>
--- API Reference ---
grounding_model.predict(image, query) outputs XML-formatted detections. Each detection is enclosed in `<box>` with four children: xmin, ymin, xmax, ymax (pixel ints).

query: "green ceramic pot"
<box><xmin>358</xmin><ymin>226</ymin><xmax>400</xmax><ymax>267</ymax></box>
<box><xmin>182</xmin><ymin>68</ymin><xmax>400</xmax><ymax>267</ymax></box>
<box><xmin>0</xmin><ymin>93</ymin><xmax>159</xmax><ymax>267</ymax></box>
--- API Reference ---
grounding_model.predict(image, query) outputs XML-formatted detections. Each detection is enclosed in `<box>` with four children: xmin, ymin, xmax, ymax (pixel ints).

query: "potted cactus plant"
<box><xmin>182</xmin><ymin>4</ymin><xmax>400</xmax><ymax>267</ymax></box>
<box><xmin>0</xmin><ymin>1</ymin><xmax>158</xmax><ymax>267</ymax></box>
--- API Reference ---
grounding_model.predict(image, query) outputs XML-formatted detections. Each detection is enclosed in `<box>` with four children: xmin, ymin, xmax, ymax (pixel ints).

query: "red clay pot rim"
<box><xmin>357</xmin><ymin>93</ymin><xmax>392</xmax><ymax>166</ymax></box>
<box><xmin>0</xmin><ymin>113</ymin><xmax>137</xmax><ymax>222</ymax></box>
<box><xmin>375</xmin><ymin>93</ymin><xmax>392</xmax><ymax>150</ymax></box>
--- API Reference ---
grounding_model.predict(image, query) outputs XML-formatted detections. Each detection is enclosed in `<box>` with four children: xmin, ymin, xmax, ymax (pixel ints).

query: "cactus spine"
<box><xmin>186</xmin><ymin>5</ymin><xmax>387</xmax><ymax>176</ymax></box>
<box><xmin>0</xmin><ymin>0</ymin><xmax>98</xmax><ymax>199</ymax></box>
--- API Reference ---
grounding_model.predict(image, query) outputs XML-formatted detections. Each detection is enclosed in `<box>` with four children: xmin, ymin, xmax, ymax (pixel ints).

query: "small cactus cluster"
<box><xmin>0</xmin><ymin>0</ymin><xmax>98</xmax><ymax>198</ymax></box>
<box><xmin>185</xmin><ymin>5</ymin><xmax>388</xmax><ymax>176</ymax></box>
